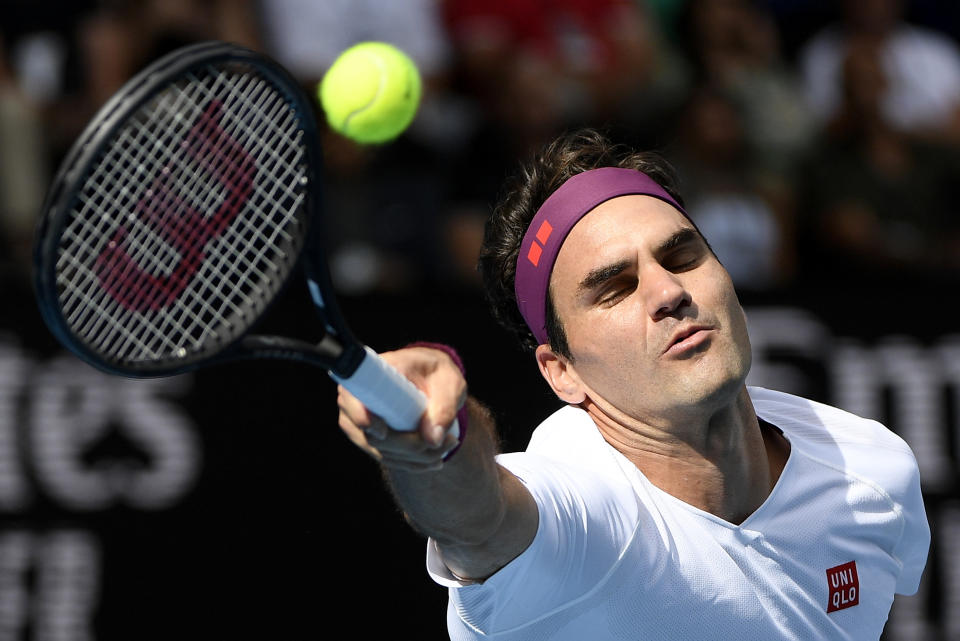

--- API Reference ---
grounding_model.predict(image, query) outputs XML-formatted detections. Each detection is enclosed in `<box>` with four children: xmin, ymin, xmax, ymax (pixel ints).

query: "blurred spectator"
<box><xmin>799</xmin><ymin>0</ymin><xmax>960</xmax><ymax>143</ymax></box>
<box><xmin>677</xmin><ymin>0</ymin><xmax>815</xmax><ymax>175</ymax></box>
<box><xmin>79</xmin><ymin>3</ymin><xmax>259</xmax><ymax>118</ymax></box>
<box><xmin>0</xmin><ymin>35</ymin><xmax>48</xmax><ymax>278</ymax></box>
<box><xmin>34</xmin><ymin>0</ymin><xmax>260</xmax><ymax>167</ymax></box>
<box><xmin>798</xmin><ymin>38</ymin><xmax>960</xmax><ymax>282</ymax></box>
<box><xmin>665</xmin><ymin>84</ymin><xmax>796</xmax><ymax>294</ymax></box>
<box><xmin>441</xmin><ymin>0</ymin><xmax>663</xmax><ymax>151</ymax></box>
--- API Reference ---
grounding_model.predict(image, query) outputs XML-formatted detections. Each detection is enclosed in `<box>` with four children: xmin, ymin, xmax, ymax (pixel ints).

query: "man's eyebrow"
<box><xmin>578</xmin><ymin>259</ymin><xmax>632</xmax><ymax>293</ymax></box>
<box><xmin>656</xmin><ymin>227</ymin><xmax>701</xmax><ymax>256</ymax></box>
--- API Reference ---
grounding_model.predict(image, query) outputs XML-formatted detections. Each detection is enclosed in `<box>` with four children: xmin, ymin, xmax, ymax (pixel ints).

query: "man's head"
<box><xmin>479</xmin><ymin>129</ymin><xmax>686</xmax><ymax>357</ymax></box>
<box><xmin>479</xmin><ymin>129</ymin><xmax>752</xmax><ymax>420</ymax></box>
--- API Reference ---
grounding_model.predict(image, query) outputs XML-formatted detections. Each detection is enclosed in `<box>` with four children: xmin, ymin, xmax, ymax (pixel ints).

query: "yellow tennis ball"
<box><xmin>318</xmin><ymin>42</ymin><xmax>422</xmax><ymax>144</ymax></box>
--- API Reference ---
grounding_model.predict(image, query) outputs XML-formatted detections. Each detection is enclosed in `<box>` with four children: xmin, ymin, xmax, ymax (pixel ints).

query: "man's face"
<box><xmin>547</xmin><ymin>195</ymin><xmax>752</xmax><ymax>423</ymax></box>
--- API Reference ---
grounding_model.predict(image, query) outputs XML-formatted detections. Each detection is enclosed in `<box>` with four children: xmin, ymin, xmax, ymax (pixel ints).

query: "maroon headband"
<box><xmin>515</xmin><ymin>167</ymin><xmax>686</xmax><ymax>344</ymax></box>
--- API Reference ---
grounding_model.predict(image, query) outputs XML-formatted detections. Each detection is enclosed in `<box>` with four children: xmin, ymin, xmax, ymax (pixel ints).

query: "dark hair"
<box><xmin>478</xmin><ymin>128</ymin><xmax>686</xmax><ymax>359</ymax></box>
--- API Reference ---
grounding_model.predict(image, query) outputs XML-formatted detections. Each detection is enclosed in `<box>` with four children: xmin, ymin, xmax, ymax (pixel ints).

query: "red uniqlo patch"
<box><xmin>826</xmin><ymin>561</ymin><xmax>860</xmax><ymax>613</ymax></box>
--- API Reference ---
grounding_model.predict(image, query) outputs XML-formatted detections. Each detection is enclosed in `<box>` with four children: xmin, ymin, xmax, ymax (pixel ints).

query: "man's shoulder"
<box><xmin>749</xmin><ymin>387</ymin><xmax>908</xmax><ymax>447</ymax></box>
<box><xmin>497</xmin><ymin>405</ymin><xmax>629</xmax><ymax>489</ymax></box>
<box><xmin>749</xmin><ymin>387</ymin><xmax>919</xmax><ymax>500</ymax></box>
<box><xmin>522</xmin><ymin>405</ymin><xmax>603</xmax><ymax>457</ymax></box>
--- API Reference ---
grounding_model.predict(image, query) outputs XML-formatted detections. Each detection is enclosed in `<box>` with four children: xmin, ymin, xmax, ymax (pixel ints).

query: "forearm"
<box><xmin>384</xmin><ymin>397</ymin><xmax>504</xmax><ymax>545</ymax></box>
<box><xmin>337</xmin><ymin>345</ymin><xmax>538</xmax><ymax>580</ymax></box>
<box><xmin>385</xmin><ymin>398</ymin><xmax>537</xmax><ymax>580</ymax></box>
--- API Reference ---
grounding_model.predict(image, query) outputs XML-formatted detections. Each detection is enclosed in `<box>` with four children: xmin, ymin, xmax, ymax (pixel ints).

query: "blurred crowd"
<box><xmin>4</xmin><ymin>0</ymin><xmax>960</xmax><ymax>304</ymax></box>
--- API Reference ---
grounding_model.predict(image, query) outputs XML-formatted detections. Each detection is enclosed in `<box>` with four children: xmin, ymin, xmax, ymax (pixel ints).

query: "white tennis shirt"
<box><xmin>427</xmin><ymin>387</ymin><xmax>930</xmax><ymax>640</ymax></box>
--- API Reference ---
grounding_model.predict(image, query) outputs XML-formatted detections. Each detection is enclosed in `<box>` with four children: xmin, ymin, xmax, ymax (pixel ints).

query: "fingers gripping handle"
<box><xmin>331</xmin><ymin>347</ymin><xmax>423</xmax><ymax>430</ymax></box>
<box><xmin>332</xmin><ymin>346</ymin><xmax>461</xmax><ymax>439</ymax></box>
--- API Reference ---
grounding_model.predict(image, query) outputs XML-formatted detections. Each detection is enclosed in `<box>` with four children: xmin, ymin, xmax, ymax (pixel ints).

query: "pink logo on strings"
<box><xmin>95</xmin><ymin>101</ymin><xmax>256</xmax><ymax>312</ymax></box>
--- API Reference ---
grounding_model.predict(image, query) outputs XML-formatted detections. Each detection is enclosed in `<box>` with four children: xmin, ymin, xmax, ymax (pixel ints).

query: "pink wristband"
<box><xmin>407</xmin><ymin>342</ymin><xmax>468</xmax><ymax>460</ymax></box>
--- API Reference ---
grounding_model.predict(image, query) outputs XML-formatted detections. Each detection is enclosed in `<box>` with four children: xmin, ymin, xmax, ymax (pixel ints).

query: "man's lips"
<box><xmin>662</xmin><ymin>325</ymin><xmax>713</xmax><ymax>356</ymax></box>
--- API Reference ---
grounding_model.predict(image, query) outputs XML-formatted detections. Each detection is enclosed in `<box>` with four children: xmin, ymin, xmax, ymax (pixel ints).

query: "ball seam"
<box><xmin>342</xmin><ymin>50</ymin><xmax>388</xmax><ymax>135</ymax></box>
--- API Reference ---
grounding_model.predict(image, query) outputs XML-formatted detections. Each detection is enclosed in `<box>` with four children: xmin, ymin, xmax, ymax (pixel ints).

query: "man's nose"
<box><xmin>644</xmin><ymin>265</ymin><xmax>690</xmax><ymax>320</ymax></box>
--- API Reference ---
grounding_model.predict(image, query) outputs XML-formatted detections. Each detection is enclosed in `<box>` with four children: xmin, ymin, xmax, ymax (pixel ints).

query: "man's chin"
<box><xmin>675</xmin><ymin>366</ymin><xmax>748</xmax><ymax>411</ymax></box>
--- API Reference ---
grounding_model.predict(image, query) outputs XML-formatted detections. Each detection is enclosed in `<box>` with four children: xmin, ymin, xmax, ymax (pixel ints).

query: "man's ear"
<box><xmin>535</xmin><ymin>344</ymin><xmax>586</xmax><ymax>404</ymax></box>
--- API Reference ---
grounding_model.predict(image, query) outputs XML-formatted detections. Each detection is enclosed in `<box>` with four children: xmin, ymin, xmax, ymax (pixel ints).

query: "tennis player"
<box><xmin>336</xmin><ymin>129</ymin><xmax>929</xmax><ymax>640</ymax></box>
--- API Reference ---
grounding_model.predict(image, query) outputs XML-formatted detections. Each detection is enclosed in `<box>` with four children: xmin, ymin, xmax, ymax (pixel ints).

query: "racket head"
<box><xmin>34</xmin><ymin>41</ymin><xmax>352</xmax><ymax>377</ymax></box>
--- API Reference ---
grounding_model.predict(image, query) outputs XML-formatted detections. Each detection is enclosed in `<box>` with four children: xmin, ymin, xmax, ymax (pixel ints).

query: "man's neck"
<box><xmin>585</xmin><ymin>387</ymin><xmax>789</xmax><ymax>525</ymax></box>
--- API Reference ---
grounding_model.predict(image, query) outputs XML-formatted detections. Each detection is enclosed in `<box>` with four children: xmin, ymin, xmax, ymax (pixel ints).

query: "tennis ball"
<box><xmin>318</xmin><ymin>42</ymin><xmax>422</xmax><ymax>144</ymax></box>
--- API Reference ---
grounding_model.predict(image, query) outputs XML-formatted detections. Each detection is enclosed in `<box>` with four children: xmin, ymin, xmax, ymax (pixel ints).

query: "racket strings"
<box><xmin>56</xmin><ymin>62</ymin><xmax>309</xmax><ymax>365</ymax></box>
<box><xmin>65</xmin><ymin>85</ymin><xmax>241</xmax><ymax>355</ymax></box>
<box><xmin>190</xmin><ymin>73</ymin><xmax>303</xmax><ymax>296</ymax></box>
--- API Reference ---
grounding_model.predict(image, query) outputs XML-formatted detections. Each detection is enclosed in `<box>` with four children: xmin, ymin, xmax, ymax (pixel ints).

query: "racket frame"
<box><xmin>33</xmin><ymin>41</ymin><xmax>366</xmax><ymax>380</ymax></box>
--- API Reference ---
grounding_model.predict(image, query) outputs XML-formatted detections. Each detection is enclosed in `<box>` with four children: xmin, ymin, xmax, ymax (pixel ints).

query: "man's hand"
<box><xmin>337</xmin><ymin>345</ymin><xmax>467</xmax><ymax>472</ymax></box>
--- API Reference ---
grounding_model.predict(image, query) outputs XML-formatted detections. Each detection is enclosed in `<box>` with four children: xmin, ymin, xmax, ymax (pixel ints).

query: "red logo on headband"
<box><xmin>526</xmin><ymin>220</ymin><xmax>554</xmax><ymax>267</ymax></box>
<box><xmin>527</xmin><ymin>243</ymin><xmax>543</xmax><ymax>267</ymax></box>
<box><xmin>536</xmin><ymin>220</ymin><xmax>553</xmax><ymax>244</ymax></box>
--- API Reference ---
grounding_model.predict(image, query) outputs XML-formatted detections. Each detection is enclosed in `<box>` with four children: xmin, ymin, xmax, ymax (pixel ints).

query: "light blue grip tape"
<box><xmin>331</xmin><ymin>346</ymin><xmax>461</xmax><ymax>441</ymax></box>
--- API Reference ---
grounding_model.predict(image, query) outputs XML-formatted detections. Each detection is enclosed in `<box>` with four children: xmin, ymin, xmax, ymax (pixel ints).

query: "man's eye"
<box><xmin>666</xmin><ymin>251</ymin><xmax>702</xmax><ymax>272</ymax></box>
<box><xmin>598</xmin><ymin>283</ymin><xmax>634</xmax><ymax>305</ymax></box>
<box><xmin>600</xmin><ymin>290</ymin><xmax>625</xmax><ymax>304</ymax></box>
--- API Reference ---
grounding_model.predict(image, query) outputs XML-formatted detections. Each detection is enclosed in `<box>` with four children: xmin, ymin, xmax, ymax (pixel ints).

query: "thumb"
<box><xmin>419</xmin><ymin>393</ymin><xmax>463</xmax><ymax>447</ymax></box>
<box><xmin>400</xmin><ymin>342</ymin><xmax>467</xmax><ymax>447</ymax></box>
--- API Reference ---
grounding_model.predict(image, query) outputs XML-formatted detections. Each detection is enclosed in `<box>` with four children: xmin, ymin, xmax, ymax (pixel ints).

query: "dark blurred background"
<box><xmin>1</xmin><ymin>0</ymin><xmax>959</xmax><ymax>638</ymax></box>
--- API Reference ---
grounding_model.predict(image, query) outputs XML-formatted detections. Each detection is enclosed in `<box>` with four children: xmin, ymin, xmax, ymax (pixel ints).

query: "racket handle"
<box><xmin>332</xmin><ymin>346</ymin><xmax>461</xmax><ymax>441</ymax></box>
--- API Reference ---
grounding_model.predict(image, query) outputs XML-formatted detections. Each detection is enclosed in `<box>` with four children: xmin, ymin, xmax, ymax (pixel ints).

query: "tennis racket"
<box><xmin>33</xmin><ymin>40</ymin><xmax>453</xmax><ymax>436</ymax></box>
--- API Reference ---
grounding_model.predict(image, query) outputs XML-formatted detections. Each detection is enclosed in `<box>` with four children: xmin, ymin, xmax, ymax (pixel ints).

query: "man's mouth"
<box><xmin>663</xmin><ymin>325</ymin><xmax>712</xmax><ymax>356</ymax></box>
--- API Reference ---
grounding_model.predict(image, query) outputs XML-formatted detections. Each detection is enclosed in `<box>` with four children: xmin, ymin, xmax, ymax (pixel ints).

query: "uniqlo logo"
<box><xmin>826</xmin><ymin>561</ymin><xmax>860</xmax><ymax>613</ymax></box>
